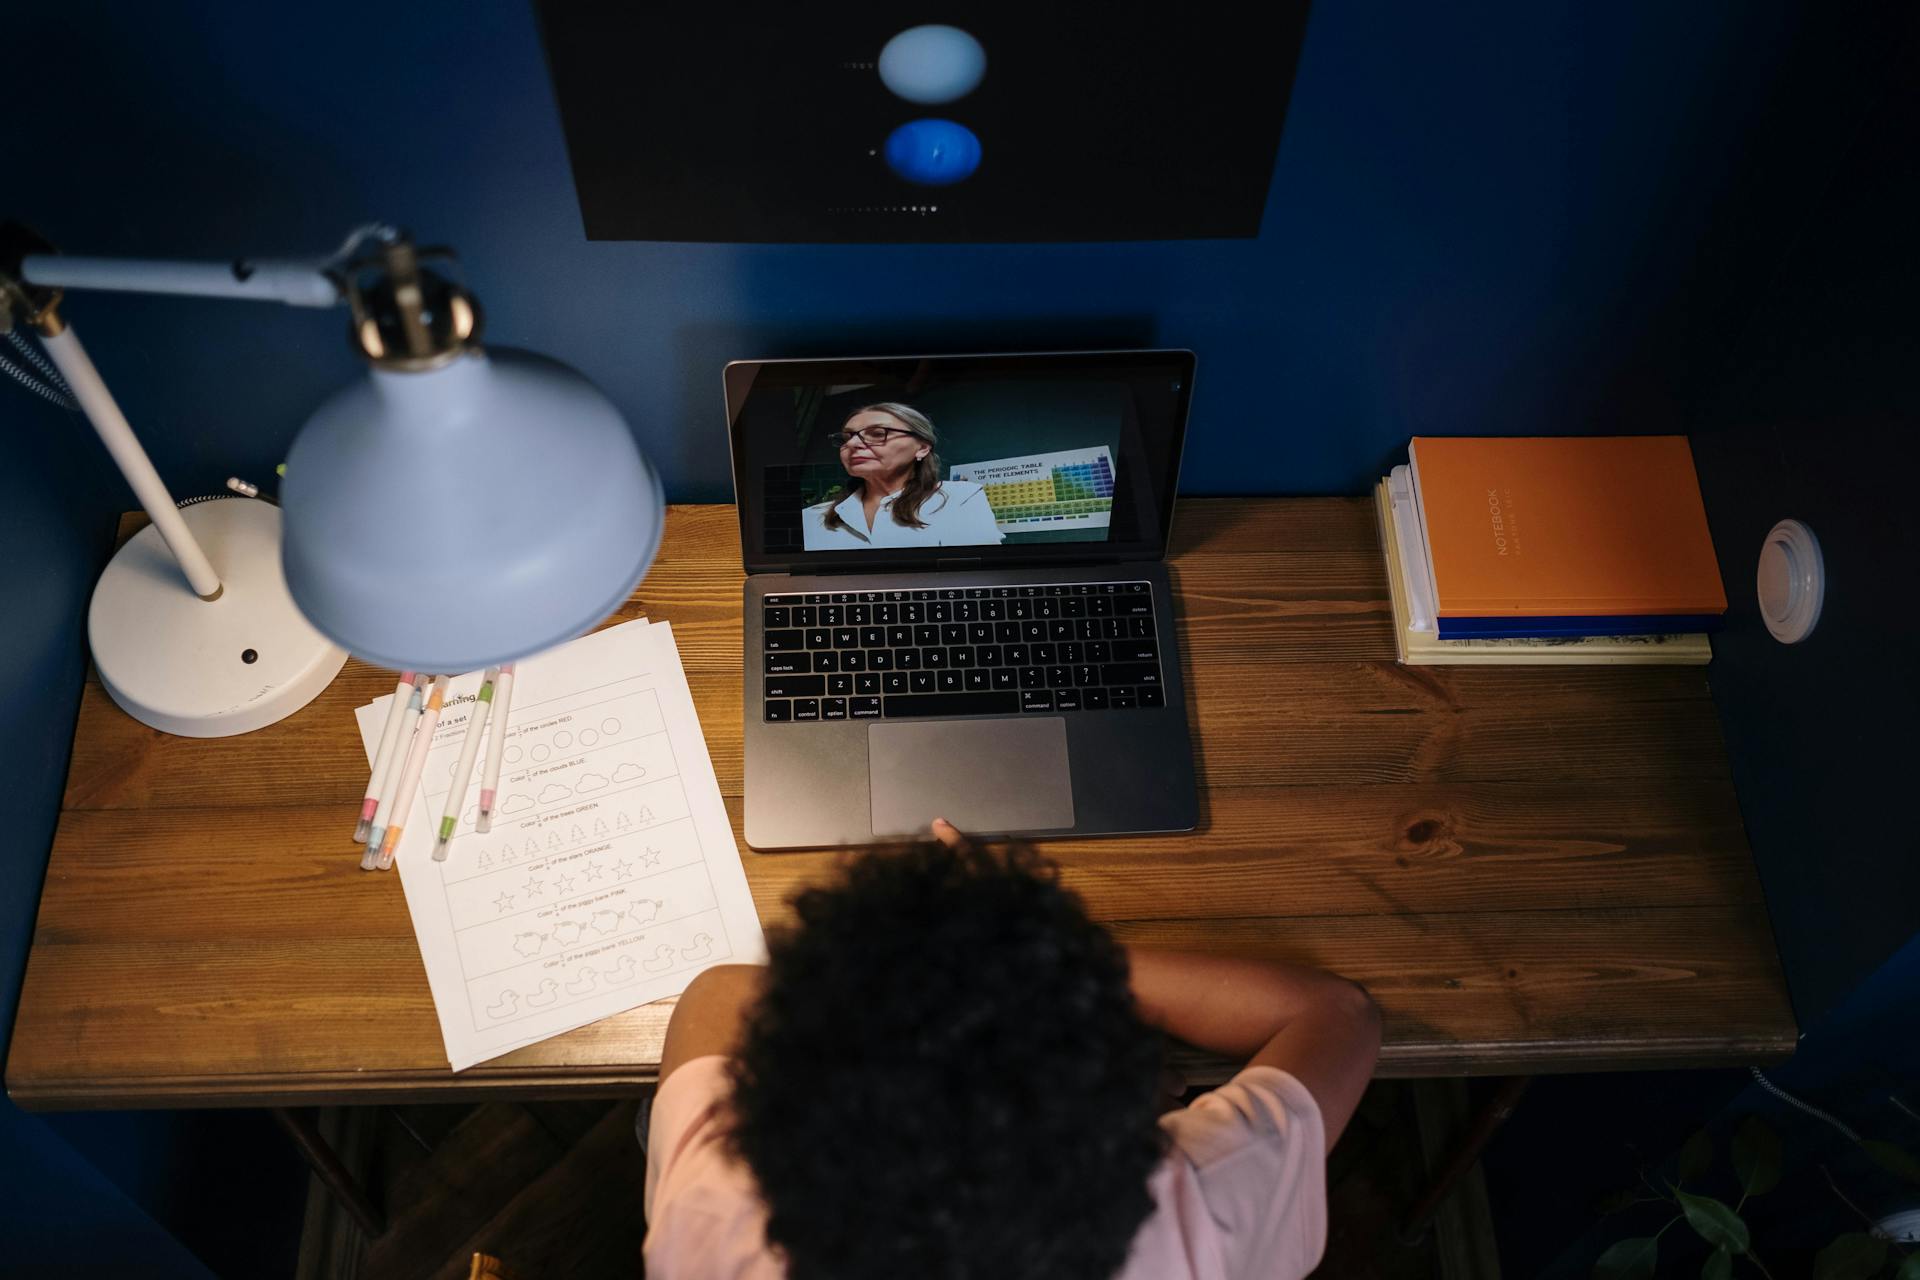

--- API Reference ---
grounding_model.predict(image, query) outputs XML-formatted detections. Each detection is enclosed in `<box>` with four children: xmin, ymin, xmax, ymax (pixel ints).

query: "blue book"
<box><xmin>1434</xmin><ymin>613</ymin><xmax>1724</xmax><ymax>640</ymax></box>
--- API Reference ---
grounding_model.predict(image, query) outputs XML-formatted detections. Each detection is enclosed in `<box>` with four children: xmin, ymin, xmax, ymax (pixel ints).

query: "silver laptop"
<box><xmin>726</xmin><ymin>350</ymin><xmax>1199</xmax><ymax>850</ymax></box>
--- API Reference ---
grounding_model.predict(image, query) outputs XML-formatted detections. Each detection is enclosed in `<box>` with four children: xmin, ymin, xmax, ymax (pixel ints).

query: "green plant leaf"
<box><xmin>1731</xmin><ymin>1116</ymin><xmax>1782</xmax><ymax>1196</ymax></box>
<box><xmin>1893</xmin><ymin>1251</ymin><xmax>1920</xmax><ymax>1280</ymax></box>
<box><xmin>1679</xmin><ymin>1129</ymin><xmax>1714</xmax><ymax>1182</ymax></box>
<box><xmin>1675</xmin><ymin>1190</ymin><xmax>1749</xmax><ymax>1253</ymax></box>
<box><xmin>1701</xmin><ymin>1247</ymin><xmax>1731</xmax><ymax>1280</ymax></box>
<box><xmin>1811</xmin><ymin>1232</ymin><xmax>1886</xmax><ymax>1280</ymax></box>
<box><xmin>1594</xmin><ymin>1188</ymin><xmax>1641</xmax><ymax>1216</ymax></box>
<box><xmin>1593</xmin><ymin>1236</ymin><xmax>1659</xmax><ymax>1280</ymax></box>
<box><xmin>1861</xmin><ymin>1139</ymin><xmax>1920</xmax><ymax>1186</ymax></box>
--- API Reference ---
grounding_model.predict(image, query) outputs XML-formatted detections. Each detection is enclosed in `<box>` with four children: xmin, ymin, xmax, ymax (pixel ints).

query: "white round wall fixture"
<box><xmin>1756</xmin><ymin>518</ymin><xmax>1824</xmax><ymax>644</ymax></box>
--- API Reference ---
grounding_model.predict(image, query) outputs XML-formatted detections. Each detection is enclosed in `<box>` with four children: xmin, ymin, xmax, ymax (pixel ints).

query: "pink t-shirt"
<box><xmin>643</xmin><ymin>1056</ymin><xmax>1328</xmax><ymax>1279</ymax></box>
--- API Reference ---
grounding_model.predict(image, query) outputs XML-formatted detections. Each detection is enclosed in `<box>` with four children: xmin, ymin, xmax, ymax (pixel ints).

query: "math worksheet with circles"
<box><xmin>355</xmin><ymin>619</ymin><xmax>764</xmax><ymax>1071</ymax></box>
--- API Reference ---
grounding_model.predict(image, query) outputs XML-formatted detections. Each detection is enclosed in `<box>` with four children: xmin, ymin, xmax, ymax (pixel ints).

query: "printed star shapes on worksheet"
<box><xmin>350</xmin><ymin>619</ymin><xmax>766</xmax><ymax>1071</ymax></box>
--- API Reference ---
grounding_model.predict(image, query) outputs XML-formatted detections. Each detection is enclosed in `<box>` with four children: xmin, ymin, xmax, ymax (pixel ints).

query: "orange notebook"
<box><xmin>1408</xmin><ymin>436</ymin><xmax>1727</xmax><ymax>618</ymax></box>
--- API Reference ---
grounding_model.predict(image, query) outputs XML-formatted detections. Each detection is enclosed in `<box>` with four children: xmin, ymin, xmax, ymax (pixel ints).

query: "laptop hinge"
<box><xmin>753</xmin><ymin>553</ymin><xmax>1154</xmax><ymax>577</ymax></box>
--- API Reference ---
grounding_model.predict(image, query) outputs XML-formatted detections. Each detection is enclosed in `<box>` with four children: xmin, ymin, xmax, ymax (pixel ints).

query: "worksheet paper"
<box><xmin>354</xmin><ymin>619</ymin><xmax>764</xmax><ymax>1071</ymax></box>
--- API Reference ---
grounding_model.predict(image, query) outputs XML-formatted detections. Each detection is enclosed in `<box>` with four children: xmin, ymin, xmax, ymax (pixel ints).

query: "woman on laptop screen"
<box><xmin>802</xmin><ymin>404</ymin><xmax>1005</xmax><ymax>550</ymax></box>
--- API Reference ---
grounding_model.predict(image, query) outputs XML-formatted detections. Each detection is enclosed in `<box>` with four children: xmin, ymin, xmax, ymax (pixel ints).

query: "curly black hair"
<box><xmin>726</xmin><ymin>840</ymin><xmax>1168</xmax><ymax>1280</ymax></box>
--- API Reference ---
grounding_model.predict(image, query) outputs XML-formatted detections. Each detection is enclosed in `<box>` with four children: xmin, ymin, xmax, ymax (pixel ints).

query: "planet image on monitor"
<box><xmin>538</xmin><ymin>4</ymin><xmax>1308</xmax><ymax>241</ymax></box>
<box><xmin>884</xmin><ymin>118</ymin><xmax>982</xmax><ymax>186</ymax></box>
<box><xmin>877</xmin><ymin>25</ymin><xmax>986</xmax><ymax>104</ymax></box>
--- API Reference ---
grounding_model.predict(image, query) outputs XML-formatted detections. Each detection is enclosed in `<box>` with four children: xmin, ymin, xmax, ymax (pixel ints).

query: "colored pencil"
<box><xmin>363</xmin><ymin>673</ymin><xmax>427</xmax><ymax>869</ymax></box>
<box><xmin>433</xmin><ymin>668</ymin><xmax>498</xmax><ymax>861</ymax></box>
<box><xmin>376</xmin><ymin>674</ymin><xmax>450</xmax><ymax>871</ymax></box>
<box><xmin>355</xmin><ymin>670</ymin><xmax>417</xmax><ymax>844</ymax></box>
<box><xmin>474</xmin><ymin>663</ymin><xmax>517</xmax><ymax>833</ymax></box>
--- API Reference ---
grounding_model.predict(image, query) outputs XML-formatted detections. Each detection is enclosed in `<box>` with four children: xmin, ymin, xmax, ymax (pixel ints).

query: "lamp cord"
<box><xmin>3</xmin><ymin>322</ymin><xmax>270</xmax><ymax>512</ymax></box>
<box><xmin>0</xmin><ymin>329</ymin><xmax>77</xmax><ymax>409</ymax></box>
<box><xmin>1751</xmin><ymin>1067</ymin><xmax>1863</xmax><ymax>1143</ymax></box>
<box><xmin>8</xmin><ymin>326</ymin><xmax>67</xmax><ymax>385</ymax></box>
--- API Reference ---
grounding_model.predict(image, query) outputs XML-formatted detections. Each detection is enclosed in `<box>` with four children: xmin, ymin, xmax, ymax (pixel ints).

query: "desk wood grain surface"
<box><xmin>7</xmin><ymin>500</ymin><xmax>1796</xmax><ymax>1109</ymax></box>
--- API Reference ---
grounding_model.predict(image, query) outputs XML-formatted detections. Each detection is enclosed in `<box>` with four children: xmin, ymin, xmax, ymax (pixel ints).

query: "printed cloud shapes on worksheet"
<box><xmin>354</xmin><ymin>620</ymin><xmax>765</xmax><ymax>1071</ymax></box>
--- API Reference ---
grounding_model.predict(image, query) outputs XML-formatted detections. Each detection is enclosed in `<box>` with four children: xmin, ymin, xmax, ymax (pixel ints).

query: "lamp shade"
<box><xmin>281</xmin><ymin>349</ymin><xmax>663</xmax><ymax>671</ymax></box>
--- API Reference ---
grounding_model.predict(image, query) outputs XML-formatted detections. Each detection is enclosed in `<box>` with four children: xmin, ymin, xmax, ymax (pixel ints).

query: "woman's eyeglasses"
<box><xmin>831</xmin><ymin>426</ymin><xmax>916</xmax><ymax>448</ymax></box>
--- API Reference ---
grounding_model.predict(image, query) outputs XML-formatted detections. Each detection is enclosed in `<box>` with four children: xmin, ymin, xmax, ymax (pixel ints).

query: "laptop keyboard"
<box><xmin>761</xmin><ymin>582</ymin><xmax>1166</xmax><ymax>723</ymax></box>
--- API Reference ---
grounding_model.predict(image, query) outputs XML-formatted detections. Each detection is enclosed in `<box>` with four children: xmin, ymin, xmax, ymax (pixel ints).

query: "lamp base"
<box><xmin>89</xmin><ymin>497</ymin><xmax>348</xmax><ymax>737</ymax></box>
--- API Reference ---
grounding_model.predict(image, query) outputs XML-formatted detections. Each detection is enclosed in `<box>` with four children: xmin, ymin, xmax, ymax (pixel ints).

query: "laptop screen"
<box><xmin>726</xmin><ymin>351</ymin><xmax>1194</xmax><ymax>573</ymax></box>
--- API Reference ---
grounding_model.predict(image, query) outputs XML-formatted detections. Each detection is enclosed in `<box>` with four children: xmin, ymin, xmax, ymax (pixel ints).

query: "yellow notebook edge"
<box><xmin>1375</xmin><ymin>478</ymin><xmax>1712</xmax><ymax>666</ymax></box>
<box><xmin>1374</xmin><ymin>481</ymin><xmax>1413</xmax><ymax>663</ymax></box>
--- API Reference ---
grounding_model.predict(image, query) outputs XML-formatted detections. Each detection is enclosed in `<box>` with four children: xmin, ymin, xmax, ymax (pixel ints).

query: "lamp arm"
<box><xmin>2</xmin><ymin>235</ymin><xmax>359</xmax><ymax>605</ymax></box>
<box><xmin>20</xmin><ymin>253</ymin><xmax>342</xmax><ymax>308</ymax></box>
<box><xmin>0</xmin><ymin>224</ymin><xmax>458</xmax><ymax>606</ymax></box>
<box><xmin>35</xmin><ymin>315</ymin><xmax>224</xmax><ymax>600</ymax></box>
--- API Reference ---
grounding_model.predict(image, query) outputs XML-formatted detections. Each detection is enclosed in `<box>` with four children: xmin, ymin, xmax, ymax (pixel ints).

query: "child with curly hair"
<box><xmin>643</xmin><ymin>819</ymin><xmax>1381</xmax><ymax>1279</ymax></box>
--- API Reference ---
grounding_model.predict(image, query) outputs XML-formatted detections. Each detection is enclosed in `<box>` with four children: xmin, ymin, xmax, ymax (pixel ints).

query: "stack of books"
<box><xmin>1374</xmin><ymin>436</ymin><xmax>1725</xmax><ymax>665</ymax></box>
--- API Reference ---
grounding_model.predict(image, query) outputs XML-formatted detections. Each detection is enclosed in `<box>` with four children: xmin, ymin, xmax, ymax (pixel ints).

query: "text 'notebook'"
<box><xmin>1408</xmin><ymin>436</ymin><xmax>1728</xmax><ymax>618</ymax></box>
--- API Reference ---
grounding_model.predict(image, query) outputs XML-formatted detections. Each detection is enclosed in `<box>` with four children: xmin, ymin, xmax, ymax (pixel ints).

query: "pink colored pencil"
<box><xmin>475</xmin><ymin>663</ymin><xmax>516</xmax><ymax>833</ymax></box>
<box><xmin>355</xmin><ymin>670</ymin><xmax>417</xmax><ymax>843</ymax></box>
<box><xmin>376</xmin><ymin>675</ymin><xmax>450</xmax><ymax>870</ymax></box>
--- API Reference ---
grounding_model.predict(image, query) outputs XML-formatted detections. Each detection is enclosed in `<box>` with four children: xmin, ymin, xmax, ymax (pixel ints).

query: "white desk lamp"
<box><xmin>0</xmin><ymin>224</ymin><xmax>664</xmax><ymax>737</ymax></box>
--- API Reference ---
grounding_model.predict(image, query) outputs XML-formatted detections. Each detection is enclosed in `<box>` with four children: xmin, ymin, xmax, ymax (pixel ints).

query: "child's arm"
<box><xmin>926</xmin><ymin>818</ymin><xmax>1381</xmax><ymax>1151</ymax></box>
<box><xmin>659</xmin><ymin>964</ymin><xmax>765</xmax><ymax>1084</ymax></box>
<box><xmin>1126</xmin><ymin>949</ymin><xmax>1381</xmax><ymax>1153</ymax></box>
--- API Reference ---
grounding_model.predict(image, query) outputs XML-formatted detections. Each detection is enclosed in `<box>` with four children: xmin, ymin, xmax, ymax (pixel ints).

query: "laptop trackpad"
<box><xmin>869</xmin><ymin>718</ymin><xmax>1075</xmax><ymax>838</ymax></box>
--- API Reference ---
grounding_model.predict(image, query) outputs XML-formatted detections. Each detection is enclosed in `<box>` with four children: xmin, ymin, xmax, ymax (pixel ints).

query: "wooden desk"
<box><xmin>7</xmin><ymin>499</ymin><xmax>1796</xmax><ymax>1111</ymax></box>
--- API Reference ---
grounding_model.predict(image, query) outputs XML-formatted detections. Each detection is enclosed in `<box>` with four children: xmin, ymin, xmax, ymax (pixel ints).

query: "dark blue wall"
<box><xmin>0</xmin><ymin>399</ymin><xmax>219</xmax><ymax>1278</ymax></box>
<box><xmin>0</xmin><ymin>1</ymin><xmax>1871</xmax><ymax>1272</ymax></box>
<box><xmin>1484</xmin><ymin>6</ymin><xmax>1920</xmax><ymax>1273</ymax></box>
<box><xmin>8</xmin><ymin>1</ymin><xmax>1796</xmax><ymax>511</ymax></box>
<box><xmin>1684</xmin><ymin>10</ymin><xmax>1920</xmax><ymax>1026</ymax></box>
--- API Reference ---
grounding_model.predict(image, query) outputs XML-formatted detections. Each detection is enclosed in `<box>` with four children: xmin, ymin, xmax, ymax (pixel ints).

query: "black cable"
<box><xmin>0</xmin><ymin>345</ymin><xmax>75</xmax><ymax>409</ymax></box>
<box><xmin>7</xmin><ymin>328</ymin><xmax>69</xmax><ymax>388</ymax></box>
